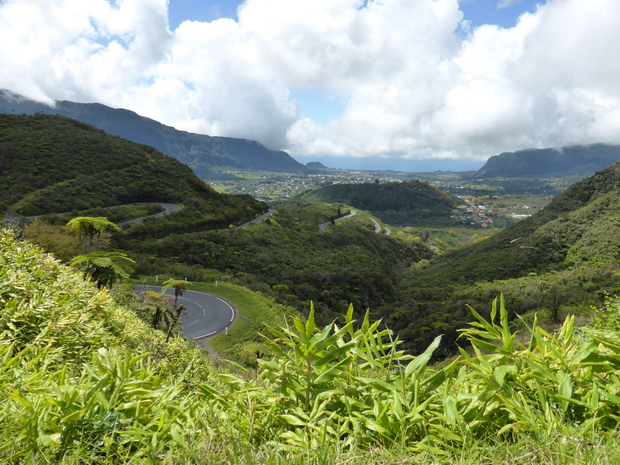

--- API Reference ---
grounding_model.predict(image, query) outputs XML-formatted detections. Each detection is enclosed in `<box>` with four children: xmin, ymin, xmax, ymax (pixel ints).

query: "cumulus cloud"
<box><xmin>1</xmin><ymin>0</ymin><xmax>620</xmax><ymax>163</ymax></box>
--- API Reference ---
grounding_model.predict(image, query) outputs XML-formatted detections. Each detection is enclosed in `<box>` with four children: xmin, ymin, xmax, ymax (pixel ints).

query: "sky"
<box><xmin>1</xmin><ymin>0</ymin><xmax>620</xmax><ymax>171</ymax></box>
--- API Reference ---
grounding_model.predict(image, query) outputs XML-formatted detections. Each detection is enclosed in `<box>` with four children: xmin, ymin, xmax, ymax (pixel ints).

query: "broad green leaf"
<box><xmin>61</xmin><ymin>409</ymin><xmax>85</xmax><ymax>423</ymax></box>
<box><xmin>405</xmin><ymin>335</ymin><xmax>441</xmax><ymax>378</ymax></box>
<box><xmin>314</xmin><ymin>342</ymin><xmax>355</xmax><ymax>367</ymax></box>
<box><xmin>494</xmin><ymin>365</ymin><xmax>508</xmax><ymax>387</ymax></box>
<box><xmin>314</xmin><ymin>358</ymin><xmax>351</xmax><ymax>384</ymax></box>
<box><xmin>281</xmin><ymin>414</ymin><xmax>306</xmax><ymax>426</ymax></box>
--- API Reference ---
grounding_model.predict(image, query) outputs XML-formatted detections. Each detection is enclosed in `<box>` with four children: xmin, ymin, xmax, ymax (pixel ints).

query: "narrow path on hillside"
<box><xmin>2</xmin><ymin>202</ymin><xmax>182</xmax><ymax>225</ymax></box>
<box><xmin>117</xmin><ymin>203</ymin><xmax>181</xmax><ymax>226</ymax></box>
<box><xmin>370</xmin><ymin>217</ymin><xmax>381</xmax><ymax>233</ymax></box>
<box><xmin>318</xmin><ymin>211</ymin><xmax>389</xmax><ymax>235</ymax></box>
<box><xmin>235</xmin><ymin>209</ymin><xmax>276</xmax><ymax>228</ymax></box>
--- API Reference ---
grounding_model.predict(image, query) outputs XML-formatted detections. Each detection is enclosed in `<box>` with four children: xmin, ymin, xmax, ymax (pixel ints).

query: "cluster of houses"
<box><xmin>451</xmin><ymin>201</ymin><xmax>532</xmax><ymax>228</ymax></box>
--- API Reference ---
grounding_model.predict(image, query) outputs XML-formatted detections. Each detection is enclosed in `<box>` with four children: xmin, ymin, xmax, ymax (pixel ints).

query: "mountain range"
<box><xmin>3</xmin><ymin>89</ymin><xmax>620</xmax><ymax>180</ymax></box>
<box><xmin>0</xmin><ymin>90</ymin><xmax>308</xmax><ymax>179</ymax></box>
<box><xmin>475</xmin><ymin>144</ymin><xmax>620</xmax><ymax>178</ymax></box>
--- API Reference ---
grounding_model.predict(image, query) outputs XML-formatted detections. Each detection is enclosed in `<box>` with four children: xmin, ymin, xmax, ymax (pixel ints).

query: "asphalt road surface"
<box><xmin>134</xmin><ymin>285</ymin><xmax>236</xmax><ymax>339</ymax></box>
<box><xmin>318</xmin><ymin>210</ymin><xmax>357</xmax><ymax>232</ymax></box>
<box><xmin>3</xmin><ymin>202</ymin><xmax>181</xmax><ymax>225</ymax></box>
<box><xmin>117</xmin><ymin>203</ymin><xmax>181</xmax><ymax>226</ymax></box>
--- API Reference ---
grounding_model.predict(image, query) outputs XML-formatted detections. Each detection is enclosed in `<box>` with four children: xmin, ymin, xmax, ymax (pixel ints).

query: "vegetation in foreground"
<box><xmin>4</xmin><ymin>229</ymin><xmax>620</xmax><ymax>464</ymax></box>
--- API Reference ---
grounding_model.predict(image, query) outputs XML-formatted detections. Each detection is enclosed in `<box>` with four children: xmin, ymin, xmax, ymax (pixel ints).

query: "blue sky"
<box><xmin>459</xmin><ymin>0</ymin><xmax>543</xmax><ymax>29</ymax></box>
<box><xmin>168</xmin><ymin>0</ymin><xmax>544</xmax><ymax>30</ymax></box>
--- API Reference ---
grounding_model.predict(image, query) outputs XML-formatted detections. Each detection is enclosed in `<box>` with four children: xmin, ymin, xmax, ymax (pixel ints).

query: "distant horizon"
<box><xmin>292</xmin><ymin>154</ymin><xmax>485</xmax><ymax>173</ymax></box>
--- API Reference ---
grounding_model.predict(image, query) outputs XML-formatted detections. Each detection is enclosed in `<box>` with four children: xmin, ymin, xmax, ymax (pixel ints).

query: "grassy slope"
<box><xmin>376</xmin><ymin>160</ymin><xmax>620</xmax><ymax>357</ymax></box>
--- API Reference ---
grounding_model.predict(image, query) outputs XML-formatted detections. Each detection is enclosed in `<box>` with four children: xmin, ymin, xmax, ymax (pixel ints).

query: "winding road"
<box><xmin>318</xmin><ymin>210</ymin><xmax>357</xmax><ymax>232</ymax></box>
<box><xmin>117</xmin><ymin>203</ymin><xmax>181</xmax><ymax>226</ymax></box>
<box><xmin>2</xmin><ymin>202</ymin><xmax>182</xmax><ymax>225</ymax></box>
<box><xmin>134</xmin><ymin>285</ymin><xmax>236</xmax><ymax>340</ymax></box>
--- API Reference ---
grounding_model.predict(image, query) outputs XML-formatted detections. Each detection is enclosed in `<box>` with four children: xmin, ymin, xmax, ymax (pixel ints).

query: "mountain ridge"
<box><xmin>0</xmin><ymin>89</ymin><xmax>305</xmax><ymax>179</ymax></box>
<box><xmin>475</xmin><ymin>143</ymin><xmax>620</xmax><ymax>178</ymax></box>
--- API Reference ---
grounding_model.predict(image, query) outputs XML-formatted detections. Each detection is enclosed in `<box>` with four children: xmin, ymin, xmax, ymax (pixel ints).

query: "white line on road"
<box><xmin>213</xmin><ymin>296</ymin><xmax>236</xmax><ymax>323</ymax></box>
<box><xmin>178</xmin><ymin>296</ymin><xmax>206</xmax><ymax>327</ymax></box>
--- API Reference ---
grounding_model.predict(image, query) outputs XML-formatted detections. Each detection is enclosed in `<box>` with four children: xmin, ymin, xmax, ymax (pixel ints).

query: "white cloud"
<box><xmin>497</xmin><ymin>0</ymin><xmax>521</xmax><ymax>9</ymax></box>
<box><xmin>1</xmin><ymin>0</ymin><xmax>620</xmax><ymax>163</ymax></box>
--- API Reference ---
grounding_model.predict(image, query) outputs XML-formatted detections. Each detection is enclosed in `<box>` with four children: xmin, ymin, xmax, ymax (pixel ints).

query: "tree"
<box><xmin>141</xmin><ymin>290</ymin><xmax>187</xmax><ymax>342</ymax></box>
<box><xmin>161</xmin><ymin>279</ymin><xmax>191</xmax><ymax>341</ymax></box>
<box><xmin>162</xmin><ymin>279</ymin><xmax>190</xmax><ymax>307</ymax></box>
<box><xmin>70</xmin><ymin>251</ymin><xmax>135</xmax><ymax>288</ymax></box>
<box><xmin>273</xmin><ymin>284</ymin><xmax>289</xmax><ymax>297</ymax></box>
<box><xmin>66</xmin><ymin>216</ymin><xmax>120</xmax><ymax>252</ymax></box>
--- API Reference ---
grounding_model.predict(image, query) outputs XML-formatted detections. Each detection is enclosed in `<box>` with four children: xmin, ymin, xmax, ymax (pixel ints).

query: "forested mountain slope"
<box><xmin>118</xmin><ymin>200</ymin><xmax>433</xmax><ymax>325</ymax></box>
<box><xmin>0</xmin><ymin>113</ymin><xmax>266</xmax><ymax>231</ymax></box>
<box><xmin>376</xmin><ymin>160</ymin><xmax>620</xmax><ymax>356</ymax></box>
<box><xmin>423</xmin><ymin>160</ymin><xmax>620</xmax><ymax>284</ymax></box>
<box><xmin>294</xmin><ymin>180</ymin><xmax>459</xmax><ymax>224</ymax></box>
<box><xmin>0</xmin><ymin>90</ymin><xmax>305</xmax><ymax>178</ymax></box>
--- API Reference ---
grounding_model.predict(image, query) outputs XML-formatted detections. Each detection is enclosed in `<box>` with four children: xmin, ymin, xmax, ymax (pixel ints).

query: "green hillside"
<box><xmin>6</xmin><ymin>109</ymin><xmax>620</xmax><ymax>462</ymax></box>
<box><xmin>120</xmin><ymin>200</ymin><xmax>433</xmax><ymax>326</ymax></box>
<box><xmin>422</xmin><ymin>159</ymin><xmax>620</xmax><ymax>284</ymax></box>
<box><xmin>0</xmin><ymin>90</ymin><xmax>306</xmax><ymax>178</ymax></box>
<box><xmin>0</xmin><ymin>113</ymin><xmax>267</xmax><ymax>232</ymax></box>
<box><xmin>375</xmin><ymin>160</ymin><xmax>620</xmax><ymax>356</ymax></box>
<box><xmin>294</xmin><ymin>180</ymin><xmax>459</xmax><ymax>225</ymax></box>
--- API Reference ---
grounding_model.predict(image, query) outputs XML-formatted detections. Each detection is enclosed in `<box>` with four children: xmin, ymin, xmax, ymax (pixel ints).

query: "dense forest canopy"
<box><xmin>0</xmin><ymin>113</ymin><xmax>267</xmax><ymax>232</ymax></box>
<box><xmin>294</xmin><ymin>180</ymin><xmax>459</xmax><ymax>225</ymax></box>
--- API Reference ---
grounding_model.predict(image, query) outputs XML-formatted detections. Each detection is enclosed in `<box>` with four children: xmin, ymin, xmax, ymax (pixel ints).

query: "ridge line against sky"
<box><xmin>1</xmin><ymin>0</ymin><xmax>620</xmax><ymax>171</ymax></box>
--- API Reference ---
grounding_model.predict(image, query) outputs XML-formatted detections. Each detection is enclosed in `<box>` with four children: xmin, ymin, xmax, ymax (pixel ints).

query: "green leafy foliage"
<box><xmin>201</xmin><ymin>295</ymin><xmax>620</xmax><ymax>458</ymax></box>
<box><xmin>5</xmin><ymin>231</ymin><xmax>620</xmax><ymax>462</ymax></box>
<box><xmin>70</xmin><ymin>251</ymin><xmax>135</xmax><ymax>288</ymax></box>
